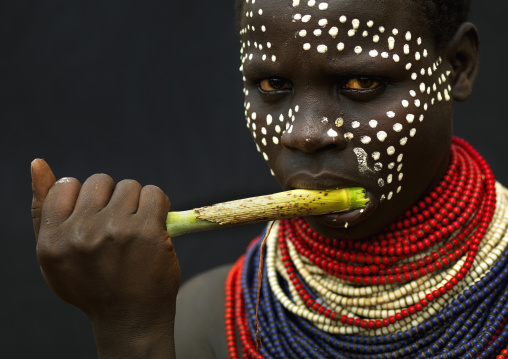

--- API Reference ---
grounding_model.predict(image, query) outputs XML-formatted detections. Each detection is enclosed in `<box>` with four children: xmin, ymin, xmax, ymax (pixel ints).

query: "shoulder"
<box><xmin>175</xmin><ymin>264</ymin><xmax>232</xmax><ymax>359</ymax></box>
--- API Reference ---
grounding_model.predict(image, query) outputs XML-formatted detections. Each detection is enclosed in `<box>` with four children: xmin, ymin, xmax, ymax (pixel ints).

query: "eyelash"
<box><xmin>255</xmin><ymin>76</ymin><xmax>386</xmax><ymax>99</ymax></box>
<box><xmin>257</xmin><ymin>78</ymin><xmax>293</xmax><ymax>93</ymax></box>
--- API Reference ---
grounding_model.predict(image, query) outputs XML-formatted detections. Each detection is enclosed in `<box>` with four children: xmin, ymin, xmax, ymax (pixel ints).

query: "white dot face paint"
<box><xmin>327</xmin><ymin>128</ymin><xmax>338</xmax><ymax>137</ymax></box>
<box><xmin>361</xmin><ymin>136</ymin><xmax>371</xmax><ymax>144</ymax></box>
<box><xmin>353</xmin><ymin>148</ymin><xmax>373</xmax><ymax>174</ymax></box>
<box><xmin>377</xmin><ymin>131</ymin><xmax>387</xmax><ymax>142</ymax></box>
<box><xmin>317</xmin><ymin>44</ymin><xmax>327</xmax><ymax>53</ymax></box>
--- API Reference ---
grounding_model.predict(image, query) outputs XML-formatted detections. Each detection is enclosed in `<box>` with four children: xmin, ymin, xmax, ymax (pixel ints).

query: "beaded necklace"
<box><xmin>225</xmin><ymin>137</ymin><xmax>508</xmax><ymax>359</ymax></box>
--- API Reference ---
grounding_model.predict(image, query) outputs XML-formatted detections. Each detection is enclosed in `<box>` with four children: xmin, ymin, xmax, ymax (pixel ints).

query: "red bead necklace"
<box><xmin>225</xmin><ymin>137</ymin><xmax>498</xmax><ymax>357</ymax></box>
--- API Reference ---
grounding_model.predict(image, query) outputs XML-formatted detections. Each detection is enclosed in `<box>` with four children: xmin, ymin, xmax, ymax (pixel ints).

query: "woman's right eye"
<box><xmin>258</xmin><ymin>78</ymin><xmax>292</xmax><ymax>92</ymax></box>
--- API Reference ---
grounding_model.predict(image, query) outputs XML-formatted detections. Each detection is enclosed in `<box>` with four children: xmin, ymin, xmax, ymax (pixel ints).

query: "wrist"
<box><xmin>92</xmin><ymin>318</ymin><xmax>176</xmax><ymax>359</ymax></box>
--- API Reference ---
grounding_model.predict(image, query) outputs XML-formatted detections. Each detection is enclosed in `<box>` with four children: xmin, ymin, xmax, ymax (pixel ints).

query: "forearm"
<box><xmin>92</xmin><ymin>320</ymin><xmax>176</xmax><ymax>359</ymax></box>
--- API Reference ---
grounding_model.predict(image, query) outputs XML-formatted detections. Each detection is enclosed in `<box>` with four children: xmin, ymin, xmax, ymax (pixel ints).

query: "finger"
<box><xmin>107</xmin><ymin>179</ymin><xmax>142</xmax><ymax>214</ymax></box>
<box><xmin>31</xmin><ymin>159</ymin><xmax>57</xmax><ymax>240</ymax></box>
<box><xmin>137</xmin><ymin>185</ymin><xmax>171</xmax><ymax>229</ymax></box>
<box><xmin>72</xmin><ymin>174</ymin><xmax>115</xmax><ymax>215</ymax></box>
<box><xmin>39</xmin><ymin>177</ymin><xmax>82</xmax><ymax>238</ymax></box>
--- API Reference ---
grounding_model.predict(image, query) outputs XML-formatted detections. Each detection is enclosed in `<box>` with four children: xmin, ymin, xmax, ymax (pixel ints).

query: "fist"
<box><xmin>31</xmin><ymin>159</ymin><xmax>181</xmax><ymax>327</ymax></box>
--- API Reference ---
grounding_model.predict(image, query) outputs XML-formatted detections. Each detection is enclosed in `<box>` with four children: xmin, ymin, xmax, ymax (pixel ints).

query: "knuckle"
<box><xmin>143</xmin><ymin>184</ymin><xmax>162</xmax><ymax>193</ymax></box>
<box><xmin>143</xmin><ymin>185</ymin><xmax>169</xmax><ymax>202</ymax></box>
<box><xmin>117</xmin><ymin>179</ymin><xmax>142</xmax><ymax>189</ymax></box>
<box><xmin>85</xmin><ymin>173</ymin><xmax>114</xmax><ymax>185</ymax></box>
<box><xmin>103</xmin><ymin>216</ymin><xmax>137</xmax><ymax>242</ymax></box>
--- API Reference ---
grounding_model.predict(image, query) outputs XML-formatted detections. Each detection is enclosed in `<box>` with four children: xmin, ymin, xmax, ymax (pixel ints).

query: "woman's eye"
<box><xmin>343</xmin><ymin>77</ymin><xmax>381</xmax><ymax>90</ymax></box>
<box><xmin>259</xmin><ymin>78</ymin><xmax>292</xmax><ymax>92</ymax></box>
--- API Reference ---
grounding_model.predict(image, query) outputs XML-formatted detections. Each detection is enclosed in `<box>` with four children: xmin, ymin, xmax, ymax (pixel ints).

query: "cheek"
<box><xmin>343</xmin><ymin>57</ymin><xmax>453</xmax><ymax>202</ymax></box>
<box><xmin>243</xmin><ymin>93</ymin><xmax>298</xmax><ymax>166</ymax></box>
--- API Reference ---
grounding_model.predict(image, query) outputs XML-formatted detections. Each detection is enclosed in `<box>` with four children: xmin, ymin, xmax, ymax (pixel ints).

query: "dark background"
<box><xmin>0</xmin><ymin>1</ymin><xmax>506</xmax><ymax>357</ymax></box>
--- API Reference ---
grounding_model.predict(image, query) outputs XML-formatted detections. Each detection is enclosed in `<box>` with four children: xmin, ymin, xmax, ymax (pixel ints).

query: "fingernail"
<box><xmin>56</xmin><ymin>177</ymin><xmax>72</xmax><ymax>184</ymax></box>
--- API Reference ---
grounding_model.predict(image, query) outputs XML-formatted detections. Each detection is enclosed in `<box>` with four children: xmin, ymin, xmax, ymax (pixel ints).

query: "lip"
<box><xmin>310</xmin><ymin>196</ymin><xmax>375</xmax><ymax>229</ymax></box>
<box><xmin>285</xmin><ymin>171</ymin><xmax>363</xmax><ymax>191</ymax></box>
<box><xmin>285</xmin><ymin>171</ymin><xmax>377</xmax><ymax>228</ymax></box>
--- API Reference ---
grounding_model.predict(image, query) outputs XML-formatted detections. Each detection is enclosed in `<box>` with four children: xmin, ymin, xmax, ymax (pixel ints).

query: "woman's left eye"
<box><xmin>342</xmin><ymin>77</ymin><xmax>381</xmax><ymax>90</ymax></box>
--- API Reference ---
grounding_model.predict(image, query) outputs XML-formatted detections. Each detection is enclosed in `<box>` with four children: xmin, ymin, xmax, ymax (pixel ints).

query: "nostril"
<box><xmin>318</xmin><ymin>143</ymin><xmax>338</xmax><ymax>152</ymax></box>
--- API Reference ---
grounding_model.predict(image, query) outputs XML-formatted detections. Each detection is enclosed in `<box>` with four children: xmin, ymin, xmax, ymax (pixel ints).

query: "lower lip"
<box><xmin>309</xmin><ymin>197</ymin><xmax>375</xmax><ymax>228</ymax></box>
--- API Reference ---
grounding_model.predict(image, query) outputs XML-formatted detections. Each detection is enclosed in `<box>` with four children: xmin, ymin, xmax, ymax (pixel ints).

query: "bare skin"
<box><xmin>31</xmin><ymin>1</ymin><xmax>480</xmax><ymax>358</ymax></box>
<box><xmin>31</xmin><ymin>159</ymin><xmax>180</xmax><ymax>358</ymax></box>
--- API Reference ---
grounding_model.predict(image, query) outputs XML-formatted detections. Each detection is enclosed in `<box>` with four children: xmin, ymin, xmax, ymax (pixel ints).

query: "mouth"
<box><xmin>286</xmin><ymin>172</ymin><xmax>377</xmax><ymax>229</ymax></box>
<box><xmin>311</xmin><ymin>200</ymin><xmax>374</xmax><ymax>229</ymax></box>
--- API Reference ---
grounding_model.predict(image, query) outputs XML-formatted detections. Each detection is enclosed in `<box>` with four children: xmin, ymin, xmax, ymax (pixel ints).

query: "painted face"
<box><xmin>240</xmin><ymin>0</ymin><xmax>454</xmax><ymax>239</ymax></box>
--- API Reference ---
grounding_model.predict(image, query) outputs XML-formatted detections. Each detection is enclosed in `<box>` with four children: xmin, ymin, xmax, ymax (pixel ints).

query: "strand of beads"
<box><xmin>236</xmin><ymin>204</ymin><xmax>508</xmax><ymax>357</ymax></box>
<box><xmin>236</xmin><ymin>213</ymin><xmax>508</xmax><ymax>358</ymax></box>
<box><xmin>270</xmin><ymin>139</ymin><xmax>499</xmax><ymax>334</ymax></box>
<box><xmin>289</xmin><ymin>143</ymin><xmax>488</xmax><ymax>287</ymax></box>
<box><xmin>226</xmin><ymin>137</ymin><xmax>508</xmax><ymax>358</ymax></box>
<box><xmin>277</xmin><ymin>185</ymin><xmax>507</xmax><ymax>335</ymax></box>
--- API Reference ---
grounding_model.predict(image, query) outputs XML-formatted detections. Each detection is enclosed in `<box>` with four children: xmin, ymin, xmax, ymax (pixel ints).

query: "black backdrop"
<box><xmin>1</xmin><ymin>1</ymin><xmax>506</xmax><ymax>357</ymax></box>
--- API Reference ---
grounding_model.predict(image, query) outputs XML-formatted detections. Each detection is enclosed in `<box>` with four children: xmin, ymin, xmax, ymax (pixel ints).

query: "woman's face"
<box><xmin>240</xmin><ymin>0</ymin><xmax>454</xmax><ymax>239</ymax></box>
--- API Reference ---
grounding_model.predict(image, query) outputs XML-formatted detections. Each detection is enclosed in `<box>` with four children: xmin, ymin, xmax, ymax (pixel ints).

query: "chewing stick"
<box><xmin>166</xmin><ymin>187</ymin><xmax>368</xmax><ymax>237</ymax></box>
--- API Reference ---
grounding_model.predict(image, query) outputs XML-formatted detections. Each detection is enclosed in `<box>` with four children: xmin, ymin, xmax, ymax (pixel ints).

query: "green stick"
<box><xmin>166</xmin><ymin>187</ymin><xmax>368</xmax><ymax>237</ymax></box>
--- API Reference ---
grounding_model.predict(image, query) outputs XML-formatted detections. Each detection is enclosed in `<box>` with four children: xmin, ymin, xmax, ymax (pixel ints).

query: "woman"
<box><xmin>32</xmin><ymin>0</ymin><xmax>507</xmax><ymax>357</ymax></box>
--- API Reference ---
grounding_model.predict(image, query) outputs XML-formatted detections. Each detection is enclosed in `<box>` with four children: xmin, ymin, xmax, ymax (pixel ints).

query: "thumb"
<box><xmin>31</xmin><ymin>159</ymin><xmax>56</xmax><ymax>241</ymax></box>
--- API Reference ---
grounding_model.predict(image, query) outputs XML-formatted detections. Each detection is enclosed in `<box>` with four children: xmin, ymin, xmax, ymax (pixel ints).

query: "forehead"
<box><xmin>240</xmin><ymin>0</ymin><xmax>433</xmax><ymax>67</ymax></box>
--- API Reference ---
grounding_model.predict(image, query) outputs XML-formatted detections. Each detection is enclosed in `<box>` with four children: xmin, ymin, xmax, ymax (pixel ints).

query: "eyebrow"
<box><xmin>243</xmin><ymin>52</ymin><xmax>409</xmax><ymax>80</ymax></box>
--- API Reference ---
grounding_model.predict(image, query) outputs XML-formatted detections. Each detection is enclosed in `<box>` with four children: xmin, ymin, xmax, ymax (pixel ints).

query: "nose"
<box><xmin>281</xmin><ymin>113</ymin><xmax>348</xmax><ymax>153</ymax></box>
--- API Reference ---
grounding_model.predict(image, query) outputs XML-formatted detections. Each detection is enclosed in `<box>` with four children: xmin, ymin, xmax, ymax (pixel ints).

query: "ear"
<box><xmin>444</xmin><ymin>22</ymin><xmax>480</xmax><ymax>102</ymax></box>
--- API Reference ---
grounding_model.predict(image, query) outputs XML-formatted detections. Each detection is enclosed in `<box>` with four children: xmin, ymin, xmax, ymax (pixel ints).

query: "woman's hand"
<box><xmin>30</xmin><ymin>159</ymin><xmax>180</xmax><ymax>358</ymax></box>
